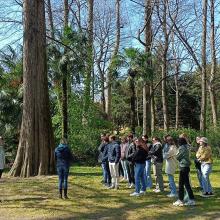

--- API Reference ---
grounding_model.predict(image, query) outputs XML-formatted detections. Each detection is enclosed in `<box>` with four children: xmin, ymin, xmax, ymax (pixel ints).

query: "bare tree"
<box><xmin>208</xmin><ymin>0</ymin><xmax>217</xmax><ymax>128</ymax></box>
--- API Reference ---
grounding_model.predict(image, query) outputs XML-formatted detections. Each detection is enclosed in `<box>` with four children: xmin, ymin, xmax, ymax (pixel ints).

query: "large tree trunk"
<box><xmin>209</xmin><ymin>0</ymin><xmax>217</xmax><ymax>128</ymax></box>
<box><xmin>10</xmin><ymin>0</ymin><xmax>55</xmax><ymax>177</ymax></box>
<box><xmin>150</xmin><ymin>84</ymin><xmax>155</xmax><ymax>133</ymax></box>
<box><xmin>106</xmin><ymin>0</ymin><xmax>121</xmax><ymax>119</ymax></box>
<box><xmin>143</xmin><ymin>0</ymin><xmax>152</xmax><ymax>135</ymax></box>
<box><xmin>83</xmin><ymin>0</ymin><xmax>94</xmax><ymax>120</ymax></box>
<box><xmin>200</xmin><ymin>0</ymin><xmax>207</xmax><ymax>133</ymax></box>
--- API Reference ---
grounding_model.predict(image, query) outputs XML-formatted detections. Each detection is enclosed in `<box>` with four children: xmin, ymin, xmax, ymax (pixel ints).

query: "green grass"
<box><xmin>0</xmin><ymin>160</ymin><xmax>220</xmax><ymax>220</ymax></box>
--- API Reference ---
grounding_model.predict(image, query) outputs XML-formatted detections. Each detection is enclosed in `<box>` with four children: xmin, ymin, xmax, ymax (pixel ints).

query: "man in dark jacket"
<box><xmin>125</xmin><ymin>134</ymin><xmax>136</xmax><ymax>188</ymax></box>
<box><xmin>98</xmin><ymin>133</ymin><xmax>106</xmax><ymax>183</ymax></box>
<box><xmin>149</xmin><ymin>137</ymin><xmax>164</xmax><ymax>192</ymax></box>
<box><xmin>55</xmin><ymin>138</ymin><xmax>74</xmax><ymax>199</ymax></box>
<box><xmin>108</xmin><ymin>135</ymin><xmax>121</xmax><ymax>189</ymax></box>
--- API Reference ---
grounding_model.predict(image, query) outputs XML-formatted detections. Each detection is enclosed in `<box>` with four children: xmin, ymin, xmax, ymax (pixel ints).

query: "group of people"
<box><xmin>98</xmin><ymin>133</ymin><xmax>214</xmax><ymax>206</ymax></box>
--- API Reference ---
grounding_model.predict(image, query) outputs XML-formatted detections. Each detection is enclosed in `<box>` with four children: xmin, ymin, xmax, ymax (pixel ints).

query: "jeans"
<box><xmin>145</xmin><ymin>160</ymin><xmax>152</xmax><ymax>188</ymax></box>
<box><xmin>109</xmin><ymin>162</ymin><xmax>119</xmax><ymax>187</ymax></box>
<box><xmin>168</xmin><ymin>174</ymin><xmax>177</xmax><ymax>194</ymax></box>
<box><xmin>126</xmin><ymin>160</ymin><xmax>135</xmax><ymax>184</ymax></box>
<box><xmin>201</xmin><ymin>163</ymin><xmax>213</xmax><ymax>193</ymax></box>
<box><xmin>57</xmin><ymin>166</ymin><xmax>69</xmax><ymax>190</ymax></box>
<box><xmin>102</xmin><ymin>161</ymin><xmax>111</xmax><ymax>184</ymax></box>
<box><xmin>121</xmin><ymin>160</ymin><xmax>128</xmax><ymax>179</ymax></box>
<box><xmin>153</xmin><ymin>163</ymin><xmax>164</xmax><ymax>191</ymax></box>
<box><xmin>179</xmin><ymin>167</ymin><xmax>194</xmax><ymax>201</ymax></box>
<box><xmin>196</xmin><ymin>168</ymin><xmax>203</xmax><ymax>189</ymax></box>
<box><xmin>134</xmin><ymin>163</ymin><xmax>146</xmax><ymax>193</ymax></box>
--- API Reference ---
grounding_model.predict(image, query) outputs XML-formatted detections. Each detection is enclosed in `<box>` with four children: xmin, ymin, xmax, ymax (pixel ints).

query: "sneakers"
<box><xmin>139</xmin><ymin>190</ymin><xmax>146</xmax><ymax>195</ymax></box>
<box><xmin>200</xmin><ymin>192</ymin><xmax>209</xmax><ymax>197</ymax></box>
<box><xmin>130</xmin><ymin>192</ymin><xmax>140</xmax><ymax>197</ymax></box>
<box><xmin>129</xmin><ymin>183</ymin><xmax>135</xmax><ymax>189</ymax></box>
<box><xmin>108</xmin><ymin>184</ymin><xmax>115</xmax><ymax>189</ymax></box>
<box><xmin>173</xmin><ymin>200</ymin><xmax>184</xmax><ymax>207</ymax></box>
<box><xmin>153</xmin><ymin>189</ymin><xmax>161</xmax><ymax>193</ymax></box>
<box><xmin>184</xmin><ymin>199</ymin><xmax>196</xmax><ymax>206</ymax></box>
<box><xmin>201</xmin><ymin>192</ymin><xmax>214</xmax><ymax>197</ymax></box>
<box><xmin>208</xmin><ymin>192</ymin><xmax>214</xmax><ymax>197</ymax></box>
<box><xmin>167</xmin><ymin>193</ymin><xmax>177</xmax><ymax>198</ymax></box>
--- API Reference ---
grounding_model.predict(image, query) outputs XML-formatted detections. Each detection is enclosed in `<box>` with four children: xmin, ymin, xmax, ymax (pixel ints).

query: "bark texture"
<box><xmin>10</xmin><ymin>0</ymin><xmax>55</xmax><ymax>177</ymax></box>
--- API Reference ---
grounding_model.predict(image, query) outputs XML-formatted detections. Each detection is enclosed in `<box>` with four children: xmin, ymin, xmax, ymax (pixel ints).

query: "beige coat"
<box><xmin>164</xmin><ymin>144</ymin><xmax>177</xmax><ymax>175</ymax></box>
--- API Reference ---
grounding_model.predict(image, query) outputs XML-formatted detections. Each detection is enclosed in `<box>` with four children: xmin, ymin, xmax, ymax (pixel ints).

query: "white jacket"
<box><xmin>163</xmin><ymin>144</ymin><xmax>177</xmax><ymax>175</ymax></box>
<box><xmin>0</xmin><ymin>145</ymin><xmax>5</xmax><ymax>169</ymax></box>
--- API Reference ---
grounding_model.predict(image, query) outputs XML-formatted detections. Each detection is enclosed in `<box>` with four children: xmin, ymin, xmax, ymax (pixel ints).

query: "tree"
<box><xmin>10</xmin><ymin>0</ymin><xmax>55</xmax><ymax>177</ymax></box>
<box><xmin>200</xmin><ymin>0</ymin><xmax>207</xmax><ymax>133</ymax></box>
<box><xmin>106</xmin><ymin>0</ymin><xmax>121</xmax><ymax>119</ymax></box>
<box><xmin>208</xmin><ymin>0</ymin><xmax>217</xmax><ymax>128</ymax></box>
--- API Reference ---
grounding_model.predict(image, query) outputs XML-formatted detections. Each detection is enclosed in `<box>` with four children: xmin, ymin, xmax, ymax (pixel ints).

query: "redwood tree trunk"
<box><xmin>10</xmin><ymin>0</ymin><xmax>55</xmax><ymax>177</ymax></box>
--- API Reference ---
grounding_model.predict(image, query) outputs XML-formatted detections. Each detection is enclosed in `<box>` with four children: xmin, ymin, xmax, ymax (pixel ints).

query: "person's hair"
<box><xmin>166</xmin><ymin>136</ymin><xmax>175</xmax><ymax>145</ymax></box>
<box><xmin>152</xmin><ymin>136</ymin><xmax>161</xmax><ymax>142</ymax></box>
<box><xmin>136</xmin><ymin>137</ymin><xmax>148</xmax><ymax>151</ymax></box>
<box><xmin>103</xmin><ymin>136</ymin><xmax>109</xmax><ymax>142</ymax></box>
<box><xmin>178</xmin><ymin>137</ymin><xmax>187</xmax><ymax>146</ymax></box>
<box><xmin>109</xmin><ymin>135</ymin><xmax>116</xmax><ymax>141</ymax></box>
<box><xmin>142</xmin><ymin>134</ymin><xmax>148</xmax><ymax>139</ymax></box>
<box><xmin>127</xmin><ymin>133</ymin><xmax>133</xmax><ymax>139</ymax></box>
<box><xmin>60</xmin><ymin>138</ymin><xmax>68</xmax><ymax>144</ymax></box>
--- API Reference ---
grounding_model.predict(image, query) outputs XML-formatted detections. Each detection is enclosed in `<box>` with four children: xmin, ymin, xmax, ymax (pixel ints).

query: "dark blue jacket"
<box><xmin>101</xmin><ymin>143</ymin><xmax>110</xmax><ymax>162</ymax></box>
<box><xmin>54</xmin><ymin>144</ymin><xmax>73</xmax><ymax>168</ymax></box>
<box><xmin>108</xmin><ymin>141</ymin><xmax>121</xmax><ymax>163</ymax></box>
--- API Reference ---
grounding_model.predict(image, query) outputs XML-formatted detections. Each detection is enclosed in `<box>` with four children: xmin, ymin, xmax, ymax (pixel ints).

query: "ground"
<box><xmin>0</xmin><ymin>161</ymin><xmax>220</xmax><ymax>220</ymax></box>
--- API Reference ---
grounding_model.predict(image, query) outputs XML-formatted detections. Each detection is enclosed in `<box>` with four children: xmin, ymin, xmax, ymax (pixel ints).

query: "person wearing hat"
<box><xmin>0</xmin><ymin>136</ymin><xmax>5</xmax><ymax>178</ymax></box>
<box><xmin>196</xmin><ymin>137</ymin><xmax>214</xmax><ymax>197</ymax></box>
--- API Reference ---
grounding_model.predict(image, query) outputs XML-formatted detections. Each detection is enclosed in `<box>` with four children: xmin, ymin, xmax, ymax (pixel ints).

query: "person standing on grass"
<box><xmin>194</xmin><ymin>136</ymin><xmax>203</xmax><ymax>191</ymax></box>
<box><xmin>101</xmin><ymin>136</ymin><xmax>111</xmax><ymax>187</ymax></box>
<box><xmin>0</xmin><ymin>136</ymin><xmax>5</xmax><ymax>179</ymax></box>
<box><xmin>173</xmin><ymin>138</ymin><xmax>195</xmax><ymax>206</ymax></box>
<box><xmin>142</xmin><ymin>135</ymin><xmax>153</xmax><ymax>189</ymax></box>
<box><xmin>98</xmin><ymin>133</ymin><xmax>106</xmax><ymax>183</ymax></box>
<box><xmin>55</xmin><ymin>138</ymin><xmax>74</xmax><ymax>199</ymax></box>
<box><xmin>149</xmin><ymin>137</ymin><xmax>164</xmax><ymax>193</ymax></box>
<box><xmin>120</xmin><ymin>137</ymin><xmax>129</xmax><ymax>182</ymax></box>
<box><xmin>130</xmin><ymin>138</ymin><xmax>148</xmax><ymax>196</ymax></box>
<box><xmin>196</xmin><ymin>137</ymin><xmax>214</xmax><ymax>197</ymax></box>
<box><xmin>163</xmin><ymin>136</ymin><xmax>177</xmax><ymax>197</ymax></box>
<box><xmin>108</xmin><ymin>135</ymin><xmax>121</xmax><ymax>190</ymax></box>
<box><xmin>125</xmin><ymin>134</ymin><xmax>136</xmax><ymax>188</ymax></box>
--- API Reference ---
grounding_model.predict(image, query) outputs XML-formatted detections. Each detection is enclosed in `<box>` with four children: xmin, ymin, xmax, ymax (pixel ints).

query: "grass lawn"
<box><xmin>0</xmin><ymin>160</ymin><xmax>220</xmax><ymax>220</ymax></box>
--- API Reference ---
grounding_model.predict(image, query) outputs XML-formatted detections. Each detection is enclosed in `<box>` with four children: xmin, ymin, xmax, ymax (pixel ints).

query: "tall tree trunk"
<box><xmin>106</xmin><ymin>0</ymin><xmax>121</xmax><ymax>119</ymax></box>
<box><xmin>200</xmin><ymin>0</ymin><xmax>207</xmax><ymax>133</ymax></box>
<box><xmin>46</xmin><ymin>0</ymin><xmax>55</xmax><ymax>39</ymax></box>
<box><xmin>10</xmin><ymin>0</ymin><xmax>55</xmax><ymax>177</ymax></box>
<box><xmin>129</xmin><ymin>74</ymin><xmax>136</xmax><ymax>134</ymax></box>
<box><xmin>136</xmin><ymin>87</ymin><xmax>140</xmax><ymax>127</ymax></box>
<box><xmin>62</xmin><ymin>0</ymin><xmax>69</xmax><ymax>139</ymax></box>
<box><xmin>143</xmin><ymin>0</ymin><xmax>152</xmax><ymax>135</ymax></box>
<box><xmin>150</xmin><ymin>84</ymin><xmax>155</xmax><ymax>133</ymax></box>
<box><xmin>174</xmin><ymin>62</ymin><xmax>179</xmax><ymax>129</ymax></box>
<box><xmin>84</xmin><ymin>0</ymin><xmax>94</xmax><ymax>120</ymax></box>
<box><xmin>161</xmin><ymin>1</ymin><xmax>169</xmax><ymax>132</ymax></box>
<box><xmin>209</xmin><ymin>0</ymin><xmax>217</xmax><ymax>128</ymax></box>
